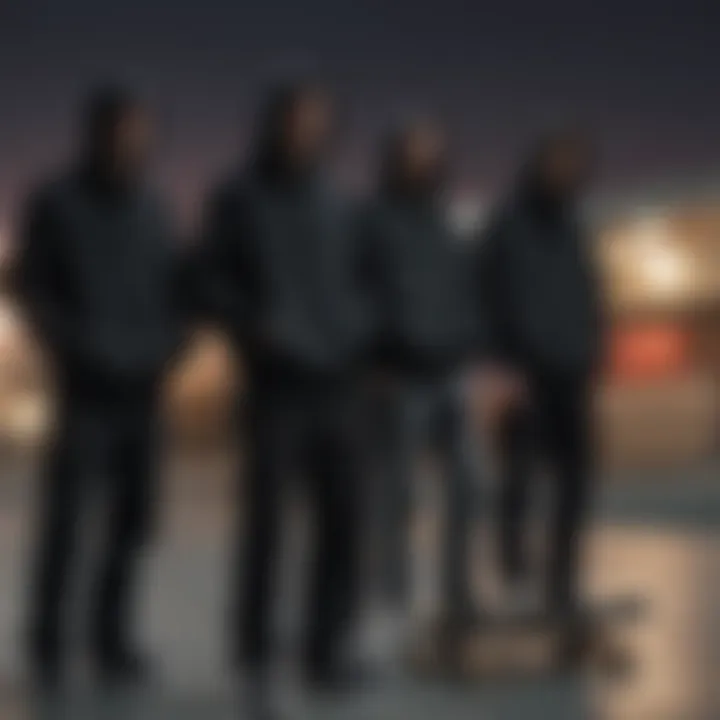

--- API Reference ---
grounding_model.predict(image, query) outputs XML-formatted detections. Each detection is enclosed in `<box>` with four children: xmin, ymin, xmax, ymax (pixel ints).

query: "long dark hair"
<box><xmin>379</xmin><ymin>118</ymin><xmax>448</xmax><ymax>198</ymax></box>
<box><xmin>81</xmin><ymin>84</ymin><xmax>141</xmax><ymax>158</ymax></box>
<box><xmin>250</xmin><ymin>78</ymin><xmax>327</xmax><ymax>178</ymax></box>
<box><xmin>516</xmin><ymin>124</ymin><xmax>596</xmax><ymax>199</ymax></box>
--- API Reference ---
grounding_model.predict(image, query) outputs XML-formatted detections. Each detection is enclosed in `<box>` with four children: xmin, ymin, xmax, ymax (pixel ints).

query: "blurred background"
<box><xmin>0</xmin><ymin>1</ymin><xmax>719</xmax><ymax>719</ymax></box>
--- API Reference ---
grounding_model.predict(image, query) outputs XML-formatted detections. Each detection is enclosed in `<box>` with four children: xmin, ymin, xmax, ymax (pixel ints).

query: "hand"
<box><xmin>471</xmin><ymin>363</ymin><xmax>528</xmax><ymax>432</ymax></box>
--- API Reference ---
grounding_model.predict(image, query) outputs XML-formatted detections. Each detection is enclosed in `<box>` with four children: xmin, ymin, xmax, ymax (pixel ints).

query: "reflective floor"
<box><xmin>0</xmin><ymin>457</ymin><xmax>718</xmax><ymax>719</ymax></box>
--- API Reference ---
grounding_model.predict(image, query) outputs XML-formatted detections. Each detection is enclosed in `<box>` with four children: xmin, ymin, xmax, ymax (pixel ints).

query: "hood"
<box><xmin>379</xmin><ymin>120</ymin><xmax>448</xmax><ymax>203</ymax></box>
<box><xmin>513</xmin><ymin>123</ymin><xmax>594</xmax><ymax>212</ymax></box>
<box><xmin>249</xmin><ymin>78</ymin><xmax>324</xmax><ymax>182</ymax></box>
<box><xmin>79</xmin><ymin>84</ymin><xmax>144</xmax><ymax>194</ymax></box>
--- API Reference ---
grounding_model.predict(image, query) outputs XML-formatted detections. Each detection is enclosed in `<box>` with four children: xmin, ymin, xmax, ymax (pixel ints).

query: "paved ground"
<box><xmin>0</xmin><ymin>455</ymin><xmax>717</xmax><ymax>719</ymax></box>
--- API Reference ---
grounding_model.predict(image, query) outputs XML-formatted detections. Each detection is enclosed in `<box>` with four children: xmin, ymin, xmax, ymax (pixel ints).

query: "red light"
<box><xmin>611</xmin><ymin>325</ymin><xmax>688</xmax><ymax>381</ymax></box>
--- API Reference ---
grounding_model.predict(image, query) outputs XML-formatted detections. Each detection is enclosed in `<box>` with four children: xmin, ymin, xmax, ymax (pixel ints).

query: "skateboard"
<box><xmin>408</xmin><ymin>596</ymin><xmax>647</xmax><ymax>681</ymax></box>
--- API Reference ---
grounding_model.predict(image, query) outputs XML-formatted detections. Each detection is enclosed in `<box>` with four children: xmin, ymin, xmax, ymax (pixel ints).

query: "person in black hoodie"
<box><xmin>200</xmin><ymin>80</ymin><xmax>369</xmax><ymax>692</ymax></box>
<box><xmin>360</xmin><ymin>119</ymin><xmax>479</xmax><ymax>635</ymax></box>
<box><xmin>16</xmin><ymin>86</ymin><xmax>186</xmax><ymax>688</ymax></box>
<box><xmin>474</xmin><ymin>127</ymin><xmax>603</xmax><ymax>618</ymax></box>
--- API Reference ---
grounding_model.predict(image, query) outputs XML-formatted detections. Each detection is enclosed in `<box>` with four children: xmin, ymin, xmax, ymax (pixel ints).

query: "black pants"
<box><xmin>236</xmin><ymin>370</ymin><xmax>361</xmax><ymax>673</ymax></box>
<box><xmin>29</xmin><ymin>382</ymin><xmax>158</xmax><ymax>663</ymax></box>
<box><xmin>499</xmin><ymin>370</ymin><xmax>593</xmax><ymax>607</ymax></box>
<box><xmin>370</xmin><ymin>374</ymin><xmax>477</xmax><ymax>613</ymax></box>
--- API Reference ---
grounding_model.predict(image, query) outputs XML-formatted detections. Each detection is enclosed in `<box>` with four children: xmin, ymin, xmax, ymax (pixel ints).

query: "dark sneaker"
<box><xmin>28</xmin><ymin>631</ymin><xmax>63</xmax><ymax>694</ymax></box>
<box><xmin>437</xmin><ymin>602</ymin><xmax>489</xmax><ymax>636</ymax></box>
<box><xmin>30</xmin><ymin>654</ymin><xmax>62</xmax><ymax>694</ymax></box>
<box><xmin>304</xmin><ymin>658</ymin><xmax>375</xmax><ymax>694</ymax></box>
<box><xmin>95</xmin><ymin>646</ymin><xmax>152</xmax><ymax>687</ymax></box>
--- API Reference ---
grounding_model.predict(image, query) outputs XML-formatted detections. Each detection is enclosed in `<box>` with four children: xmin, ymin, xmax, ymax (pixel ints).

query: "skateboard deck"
<box><xmin>408</xmin><ymin>596</ymin><xmax>647</xmax><ymax>680</ymax></box>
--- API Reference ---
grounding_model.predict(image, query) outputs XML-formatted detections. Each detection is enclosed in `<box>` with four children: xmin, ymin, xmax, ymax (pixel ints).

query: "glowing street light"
<box><xmin>632</xmin><ymin>216</ymin><xmax>691</xmax><ymax>299</ymax></box>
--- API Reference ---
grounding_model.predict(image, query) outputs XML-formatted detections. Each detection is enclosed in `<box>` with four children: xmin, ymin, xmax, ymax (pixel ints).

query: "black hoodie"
<box><xmin>16</xmin><ymin>167</ymin><xmax>186</xmax><ymax>393</ymax></box>
<box><xmin>358</xmin><ymin>130</ymin><xmax>474</xmax><ymax>376</ymax></box>
<box><xmin>474</xmin><ymin>136</ymin><xmax>604</xmax><ymax>374</ymax></box>
<box><xmin>199</xmin><ymin>82</ymin><xmax>369</xmax><ymax>375</ymax></box>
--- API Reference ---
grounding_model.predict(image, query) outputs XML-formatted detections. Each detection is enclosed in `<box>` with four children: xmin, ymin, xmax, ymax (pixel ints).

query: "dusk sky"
<box><xmin>1</xmin><ymin>0</ymin><xmax>719</xmax><ymax>226</ymax></box>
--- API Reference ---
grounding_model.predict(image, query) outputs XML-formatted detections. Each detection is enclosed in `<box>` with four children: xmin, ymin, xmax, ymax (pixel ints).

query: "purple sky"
<box><xmin>1</xmin><ymin>0</ymin><xmax>719</xmax><ymax>226</ymax></box>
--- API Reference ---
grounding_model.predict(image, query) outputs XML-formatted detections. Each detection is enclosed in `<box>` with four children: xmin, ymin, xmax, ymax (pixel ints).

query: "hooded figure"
<box><xmin>200</xmin><ymin>80</ymin><xmax>368</xmax><ymax>371</ymax></box>
<box><xmin>477</xmin><ymin>126</ymin><xmax>602</xmax><ymax>372</ymax></box>
<box><xmin>200</xmin><ymin>80</ymin><xmax>368</xmax><ymax>691</ymax></box>
<box><xmin>17</xmin><ymin>85</ymin><xmax>186</xmax><ymax>688</ymax></box>
<box><xmin>474</xmin><ymin>126</ymin><xmax>604</xmax><ymax>616</ymax></box>
<box><xmin>362</xmin><ymin>119</ymin><xmax>474</xmax><ymax>374</ymax></box>
<box><xmin>359</xmin><ymin>118</ymin><xmax>480</xmax><ymax>635</ymax></box>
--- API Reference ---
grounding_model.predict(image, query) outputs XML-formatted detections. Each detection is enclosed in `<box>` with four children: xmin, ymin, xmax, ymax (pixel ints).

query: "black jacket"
<box><xmin>359</xmin><ymin>194</ymin><xmax>474</xmax><ymax>376</ymax></box>
<box><xmin>16</xmin><ymin>170</ymin><xmax>187</xmax><ymax>391</ymax></box>
<box><xmin>475</xmin><ymin>191</ymin><xmax>603</xmax><ymax>374</ymax></box>
<box><xmin>199</xmin><ymin>168</ymin><xmax>369</xmax><ymax>375</ymax></box>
